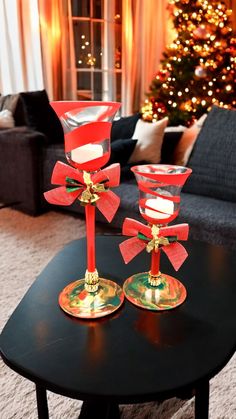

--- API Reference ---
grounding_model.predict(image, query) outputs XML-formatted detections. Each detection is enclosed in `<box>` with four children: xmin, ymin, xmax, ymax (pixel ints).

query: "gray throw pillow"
<box><xmin>183</xmin><ymin>105</ymin><xmax>236</xmax><ymax>202</ymax></box>
<box><xmin>0</xmin><ymin>93</ymin><xmax>27</xmax><ymax>126</ymax></box>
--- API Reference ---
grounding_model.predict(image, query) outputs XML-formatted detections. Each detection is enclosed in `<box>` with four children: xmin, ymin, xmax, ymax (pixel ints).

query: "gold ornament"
<box><xmin>215</xmin><ymin>54</ymin><xmax>224</xmax><ymax>63</ymax></box>
<box><xmin>221</xmin><ymin>27</ymin><xmax>230</xmax><ymax>35</ymax></box>
<box><xmin>80</xmin><ymin>171</ymin><xmax>106</xmax><ymax>204</ymax></box>
<box><xmin>146</xmin><ymin>225</ymin><xmax>169</xmax><ymax>253</ymax></box>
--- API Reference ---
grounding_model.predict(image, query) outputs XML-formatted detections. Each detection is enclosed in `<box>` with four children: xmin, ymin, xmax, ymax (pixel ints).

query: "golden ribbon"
<box><xmin>146</xmin><ymin>225</ymin><xmax>170</xmax><ymax>253</ymax></box>
<box><xmin>80</xmin><ymin>171</ymin><xmax>106</xmax><ymax>204</ymax></box>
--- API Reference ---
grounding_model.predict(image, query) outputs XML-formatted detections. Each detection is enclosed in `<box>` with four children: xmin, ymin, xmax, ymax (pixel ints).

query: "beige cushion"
<box><xmin>172</xmin><ymin>114</ymin><xmax>207</xmax><ymax>166</ymax></box>
<box><xmin>129</xmin><ymin>117</ymin><xmax>168</xmax><ymax>164</ymax></box>
<box><xmin>0</xmin><ymin>109</ymin><xmax>15</xmax><ymax>128</ymax></box>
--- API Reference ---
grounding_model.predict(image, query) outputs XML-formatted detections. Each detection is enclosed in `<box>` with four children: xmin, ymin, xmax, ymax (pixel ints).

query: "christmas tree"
<box><xmin>142</xmin><ymin>0</ymin><xmax>236</xmax><ymax>126</ymax></box>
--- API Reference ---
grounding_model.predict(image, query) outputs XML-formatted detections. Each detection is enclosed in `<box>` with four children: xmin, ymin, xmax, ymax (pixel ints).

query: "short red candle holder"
<box><xmin>120</xmin><ymin>164</ymin><xmax>192</xmax><ymax>311</ymax></box>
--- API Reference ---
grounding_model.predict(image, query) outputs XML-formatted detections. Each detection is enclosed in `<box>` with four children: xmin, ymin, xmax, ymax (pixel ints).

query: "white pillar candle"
<box><xmin>145</xmin><ymin>197</ymin><xmax>174</xmax><ymax>220</ymax></box>
<box><xmin>70</xmin><ymin>143</ymin><xmax>103</xmax><ymax>164</ymax></box>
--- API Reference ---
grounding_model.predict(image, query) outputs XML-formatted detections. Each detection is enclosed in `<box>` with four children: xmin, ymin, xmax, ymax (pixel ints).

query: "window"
<box><xmin>70</xmin><ymin>0</ymin><xmax>122</xmax><ymax>102</ymax></box>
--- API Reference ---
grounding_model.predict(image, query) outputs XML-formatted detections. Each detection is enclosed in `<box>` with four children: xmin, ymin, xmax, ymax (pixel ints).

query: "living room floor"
<box><xmin>0</xmin><ymin>208</ymin><xmax>235</xmax><ymax>418</ymax></box>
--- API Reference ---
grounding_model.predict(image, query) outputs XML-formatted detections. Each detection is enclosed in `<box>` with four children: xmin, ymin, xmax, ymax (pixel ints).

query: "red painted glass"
<box><xmin>44</xmin><ymin>101</ymin><xmax>124</xmax><ymax>318</ymax></box>
<box><xmin>120</xmin><ymin>164</ymin><xmax>192</xmax><ymax>311</ymax></box>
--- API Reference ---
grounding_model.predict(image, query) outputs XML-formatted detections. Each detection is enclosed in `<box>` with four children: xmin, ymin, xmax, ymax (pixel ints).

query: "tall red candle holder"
<box><xmin>44</xmin><ymin>101</ymin><xmax>124</xmax><ymax>319</ymax></box>
<box><xmin>120</xmin><ymin>164</ymin><xmax>192</xmax><ymax>311</ymax></box>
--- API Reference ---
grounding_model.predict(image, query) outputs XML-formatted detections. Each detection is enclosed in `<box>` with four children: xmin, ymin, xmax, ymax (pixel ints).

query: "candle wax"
<box><xmin>71</xmin><ymin>143</ymin><xmax>103</xmax><ymax>164</ymax></box>
<box><xmin>145</xmin><ymin>197</ymin><xmax>174</xmax><ymax>219</ymax></box>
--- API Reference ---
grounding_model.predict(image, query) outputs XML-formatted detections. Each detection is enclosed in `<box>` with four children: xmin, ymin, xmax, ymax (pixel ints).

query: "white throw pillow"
<box><xmin>172</xmin><ymin>113</ymin><xmax>207</xmax><ymax>166</ymax></box>
<box><xmin>0</xmin><ymin>109</ymin><xmax>15</xmax><ymax>128</ymax></box>
<box><xmin>165</xmin><ymin>125</ymin><xmax>186</xmax><ymax>133</ymax></box>
<box><xmin>129</xmin><ymin>117</ymin><xmax>169</xmax><ymax>164</ymax></box>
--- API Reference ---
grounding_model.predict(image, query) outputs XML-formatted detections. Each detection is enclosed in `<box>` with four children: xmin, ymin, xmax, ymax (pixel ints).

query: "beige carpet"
<box><xmin>0</xmin><ymin>208</ymin><xmax>235</xmax><ymax>419</ymax></box>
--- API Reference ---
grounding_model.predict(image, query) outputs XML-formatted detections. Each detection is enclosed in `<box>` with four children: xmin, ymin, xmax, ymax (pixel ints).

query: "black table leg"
<box><xmin>36</xmin><ymin>384</ymin><xmax>49</xmax><ymax>419</ymax></box>
<box><xmin>195</xmin><ymin>380</ymin><xmax>209</xmax><ymax>419</ymax></box>
<box><xmin>79</xmin><ymin>401</ymin><xmax>120</xmax><ymax>419</ymax></box>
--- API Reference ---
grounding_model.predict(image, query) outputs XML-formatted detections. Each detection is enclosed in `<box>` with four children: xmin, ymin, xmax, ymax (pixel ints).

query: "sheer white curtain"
<box><xmin>122</xmin><ymin>0</ymin><xmax>171</xmax><ymax>115</ymax></box>
<box><xmin>0</xmin><ymin>0</ymin><xmax>76</xmax><ymax>100</ymax></box>
<box><xmin>102</xmin><ymin>0</ymin><xmax>116</xmax><ymax>101</ymax></box>
<box><xmin>121</xmin><ymin>0</ymin><xmax>134</xmax><ymax>115</ymax></box>
<box><xmin>0</xmin><ymin>0</ymin><xmax>43</xmax><ymax>95</ymax></box>
<box><xmin>0</xmin><ymin>0</ymin><xmax>172</xmax><ymax>104</ymax></box>
<box><xmin>38</xmin><ymin>0</ymin><xmax>77</xmax><ymax>100</ymax></box>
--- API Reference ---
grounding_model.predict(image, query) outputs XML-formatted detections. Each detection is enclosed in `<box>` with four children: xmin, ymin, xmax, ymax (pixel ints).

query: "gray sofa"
<box><xmin>42</xmin><ymin>105</ymin><xmax>236</xmax><ymax>251</ymax></box>
<box><xmin>112</xmin><ymin>181</ymin><xmax>236</xmax><ymax>250</ymax></box>
<box><xmin>111</xmin><ymin>106</ymin><xmax>236</xmax><ymax>251</ymax></box>
<box><xmin>0</xmin><ymin>91</ymin><xmax>236</xmax><ymax>250</ymax></box>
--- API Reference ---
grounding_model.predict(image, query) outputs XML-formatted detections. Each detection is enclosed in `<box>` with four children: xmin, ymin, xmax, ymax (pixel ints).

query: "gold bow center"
<box><xmin>80</xmin><ymin>171</ymin><xmax>106</xmax><ymax>204</ymax></box>
<box><xmin>146</xmin><ymin>224</ymin><xmax>169</xmax><ymax>253</ymax></box>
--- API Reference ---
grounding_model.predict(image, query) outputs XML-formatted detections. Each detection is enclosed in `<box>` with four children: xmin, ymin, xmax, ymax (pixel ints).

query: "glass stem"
<box><xmin>150</xmin><ymin>250</ymin><xmax>160</xmax><ymax>276</ymax></box>
<box><xmin>85</xmin><ymin>204</ymin><xmax>96</xmax><ymax>272</ymax></box>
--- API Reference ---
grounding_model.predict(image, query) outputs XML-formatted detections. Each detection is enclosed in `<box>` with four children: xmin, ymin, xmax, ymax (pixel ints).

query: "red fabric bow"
<box><xmin>44</xmin><ymin>161</ymin><xmax>120</xmax><ymax>222</ymax></box>
<box><xmin>119</xmin><ymin>218</ymin><xmax>189</xmax><ymax>271</ymax></box>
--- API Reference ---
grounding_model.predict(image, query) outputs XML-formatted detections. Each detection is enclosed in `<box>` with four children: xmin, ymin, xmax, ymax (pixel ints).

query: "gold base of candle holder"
<box><xmin>59</xmin><ymin>275</ymin><xmax>124</xmax><ymax>319</ymax></box>
<box><xmin>123</xmin><ymin>271</ymin><xmax>187</xmax><ymax>311</ymax></box>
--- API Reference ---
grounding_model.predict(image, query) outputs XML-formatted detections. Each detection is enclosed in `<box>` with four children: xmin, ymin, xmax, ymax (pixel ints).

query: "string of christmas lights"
<box><xmin>142</xmin><ymin>0</ymin><xmax>236</xmax><ymax>126</ymax></box>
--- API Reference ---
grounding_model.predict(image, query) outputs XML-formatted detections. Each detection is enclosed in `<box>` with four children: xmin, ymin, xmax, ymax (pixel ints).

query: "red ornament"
<box><xmin>154</xmin><ymin>102</ymin><xmax>167</xmax><ymax>114</ymax></box>
<box><xmin>155</xmin><ymin>69</ymin><xmax>170</xmax><ymax>81</ymax></box>
<box><xmin>194</xmin><ymin>65</ymin><xmax>207</xmax><ymax>78</ymax></box>
<box><xmin>193</xmin><ymin>25</ymin><xmax>209</xmax><ymax>40</ymax></box>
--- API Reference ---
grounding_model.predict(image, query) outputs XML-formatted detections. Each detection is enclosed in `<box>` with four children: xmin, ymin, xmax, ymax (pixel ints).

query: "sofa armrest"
<box><xmin>0</xmin><ymin>126</ymin><xmax>46</xmax><ymax>215</ymax></box>
<box><xmin>0</xmin><ymin>126</ymin><xmax>46</xmax><ymax>145</ymax></box>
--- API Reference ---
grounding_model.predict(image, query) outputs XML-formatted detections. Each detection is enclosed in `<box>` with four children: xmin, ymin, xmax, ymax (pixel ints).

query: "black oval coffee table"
<box><xmin>1</xmin><ymin>236</ymin><xmax>236</xmax><ymax>419</ymax></box>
